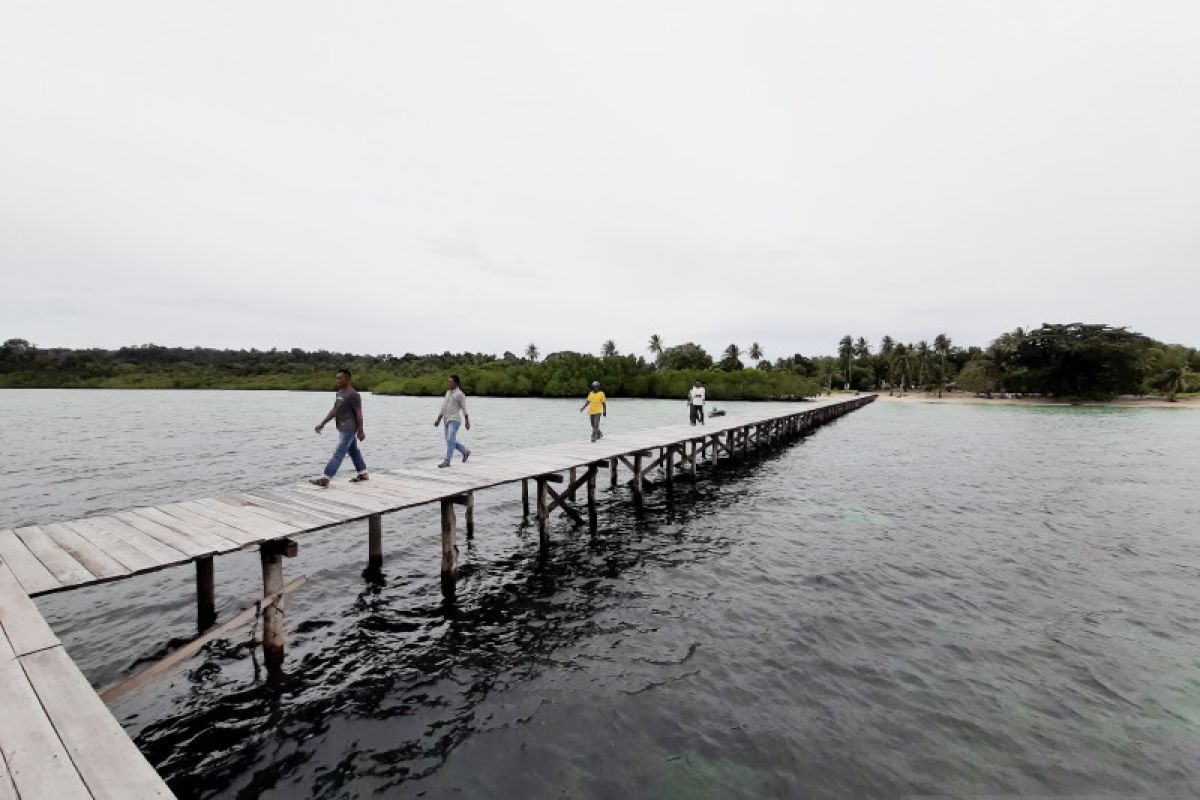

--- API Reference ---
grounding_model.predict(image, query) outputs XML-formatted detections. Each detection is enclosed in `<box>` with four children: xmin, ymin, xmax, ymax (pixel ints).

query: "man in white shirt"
<box><xmin>688</xmin><ymin>380</ymin><xmax>706</xmax><ymax>426</ymax></box>
<box><xmin>434</xmin><ymin>374</ymin><xmax>472</xmax><ymax>467</ymax></box>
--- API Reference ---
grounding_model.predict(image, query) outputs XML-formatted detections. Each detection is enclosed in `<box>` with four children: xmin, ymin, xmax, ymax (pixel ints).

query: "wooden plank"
<box><xmin>120</xmin><ymin>509</ymin><xmax>238</xmax><ymax>555</ymax></box>
<box><xmin>274</xmin><ymin>485</ymin><xmax>383</xmax><ymax>514</ymax></box>
<box><xmin>12</xmin><ymin>526</ymin><xmax>94</xmax><ymax>587</ymax></box>
<box><xmin>153</xmin><ymin>503</ymin><xmax>260</xmax><ymax>547</ymax></box>
<box><xmin>0</xmin><ymin>746</ymin><xmax>19</xmax><ymax>800</ymax></box>
<box><xmin>40</xmin><ymin>522</ymin><xmax>129</xmax><ymax>580</ymax></box>
<box><xmin>21</xmin><ymin>646</ymin><xmax>174</xmax><ymax>798</ymax></box>
<box><xmin>256</xmin><ymin>488</ymin><xmax>367</xmax><ymax>519</ymax></box>
<box><xmin>0</xmin><ymin>529</ymin><xmax>61</xmax><ymax>595</ymax></box>
<box><xmin>0</xmin><ymin>658</ymin><xmax>92</xmax><ymax>799</ymax></box>
<box><xmin>84</xmin><ymin>517</ymin><xmax>191</xmax><ymax>566</ymax></box>
<box><xmin>218</xmin><ymin>495</ymin><xmax>339</xmax><ymax>528</ymax></box>
<box><xmin>62</xmin><ymin>519</ymin><xmax>161</xmax><ymax>573</ymax></box>
<box><xmin>0</xmin><ymin>562</ymin><xmax>60</xmax><ymax>657</ymax></box>
<box><xmin>0</xmin><ymin>623</ymin><xmax>14</xmax><ymax>662</ymax></box>
<box><xmin>181</xmin><ymin>499</ymin><xmax>299</xmax><ymax>541</ymax></box>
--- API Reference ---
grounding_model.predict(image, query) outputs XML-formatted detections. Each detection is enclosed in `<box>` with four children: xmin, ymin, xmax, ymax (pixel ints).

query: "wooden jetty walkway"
<box><xmin>0</xmin><ymin>394</ymin><xmax>875</xmax><ymax>798</ymax></box>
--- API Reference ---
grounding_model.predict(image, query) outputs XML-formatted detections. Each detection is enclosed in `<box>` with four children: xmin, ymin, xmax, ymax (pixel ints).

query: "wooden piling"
<box><xmin>609</xmin><ymin>457</ymin><xmax>618</xmax><ymax>489</ymax></box>
<box><xmin>665</xmin><ymin>446</ymin><xmax>675</xmax><ymax>486</ymax></box>
<box><xmin>569</xmin><ymin>467</ymin><xmax>578</xmax><ymax>502</ymax></box>
<box><xmin>440</xmin><ymin>498</ymin><xmax>458</xmax><ymax>594</ymax></box>
<box><xmin>587</xmin><ymin>464</ymin><xmax>598</xmax><ymax>532</ymax></box>
<box><xmin>259</xmin><ymin>539</ymin><xmax>296</xmax><ymax>672</ymax></box>
<box><xmin>465</xmin><ymin>493</ymin><xmax>475</xmax><ymax>539</ymax></box>
<box><xmin>522</xmin><ymin>479</ymin><xmax>530</xmax><ymax>517</ymax></box>
<box><xmin>196</xmin><ymin>556</ymin><xmax>215</xmax><ymax>632</ymax></box>
<box><xmin>367</xmin><ymin>513</ymin><xmax>383</xmax><ymax>572</ymax></box>
<box><xmin>632</xmin><ymin>453</ymin><xmax>644</xmax><ymax>504</ymax></box>
<box><xmin>536</xmin><ymin>477</ymin><xmax>550</xmax><ymax>548</ymax></box>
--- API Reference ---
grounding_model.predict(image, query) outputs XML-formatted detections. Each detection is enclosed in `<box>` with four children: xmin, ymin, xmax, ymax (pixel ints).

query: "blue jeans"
<box><xmin>444</xmin><ymin>420</ymin><xmax>469</xmax><ymax>462</ymax></box>
<box><xmin>325</xmin><ymin>429</ymin><xmax>367</xmax><ymax>478</ymax></box>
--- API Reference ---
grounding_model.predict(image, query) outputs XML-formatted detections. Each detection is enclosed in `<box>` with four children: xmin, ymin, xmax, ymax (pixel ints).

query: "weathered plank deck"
<box><xmin>0</xmin><ymin>394</ymin><xmax>875</xmax><ymax>798</ymax></box>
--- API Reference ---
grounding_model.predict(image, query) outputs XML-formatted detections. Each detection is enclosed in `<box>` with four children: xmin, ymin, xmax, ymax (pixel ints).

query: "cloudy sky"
<box><xmin>2</xmin><ymin>1</ymin><xmax>1197</xmax><ymax>359</ymax></box>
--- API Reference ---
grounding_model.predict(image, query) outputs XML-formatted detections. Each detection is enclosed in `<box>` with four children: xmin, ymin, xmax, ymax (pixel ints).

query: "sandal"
<box><xmin>349</xmin><ymin>473</ymin><xmax>369</xmax><ymax>482</ymax></box>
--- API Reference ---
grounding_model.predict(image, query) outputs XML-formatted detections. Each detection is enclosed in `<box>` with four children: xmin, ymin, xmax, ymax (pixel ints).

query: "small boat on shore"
<box><xmin>709</xmin><ymin>407</ymin><xmax>726</xmax><ymax>417</ymax></box>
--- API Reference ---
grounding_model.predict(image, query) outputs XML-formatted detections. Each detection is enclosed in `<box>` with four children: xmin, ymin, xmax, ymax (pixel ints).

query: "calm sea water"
<box><xmin>2</xmin><ymin>390</ymin><xmax>1198</xmax><ymax>799</ymax></box>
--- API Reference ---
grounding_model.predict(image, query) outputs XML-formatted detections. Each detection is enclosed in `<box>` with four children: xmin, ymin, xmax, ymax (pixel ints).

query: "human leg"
<box><xmin>443</xmin><ymin>421</ymin><xmax>460</xmax><ymax>464</ymax></box>
<box><xmin>324</xmin><ymin>429</ymin><xmax>356</xmax><ymax>478</ymax></box>
<box><xmin>348</xmin><ymin>437</ymin><xmax>367</xmax><ymax>474</ymax></box>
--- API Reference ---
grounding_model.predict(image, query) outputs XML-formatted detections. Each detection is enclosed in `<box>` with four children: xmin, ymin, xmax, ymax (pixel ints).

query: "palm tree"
<box><xmin>878</xmin><ymin>336</ymin><xmax>895</xmax><ymax>390</ymax></box>
<box><xmin>891</xmin><ymin>343</ymin><xmax>912</xmax><ymax>395</ymax></box>
<box><xmin>1154</xmin><ymin>364</ymin><xmax>1192</xmax><ymax>401</ymax></box>
<box><xmin>648</xmin><ymin>334</ymin><xmax>664</xmax><ymax>363</ymax></box>
<box><xmin>748</xmin><ymin>342</ymin><xmax>763</xmax><ymax>362</ymax></box>
<box><xmin>933</xmin><ymin>334</ymin><xmax>952</xmax><ymax>397</ymax></box>
<box><xmin>525</xmin><ymin>343</ymin><xmax>539</xmax><ymax>363</ymax></box>
<box><xmin>915</xmin><ymin>340</ymin><xmax>931</xmax><ymax>389</ymax></box>
<box><xmin>854</xmin><ymin>337</ymin><xmax>871</xmax><ymax>362</ymax></box>
<box><xmin>837</xmin><ymin>335</ymin><xmax>854</xmax><ymax>389</ymax></box>
<box><xmin>601</xmin><ymin>340</ymin><xmax>618</xmax><ymax>358</ymax></box>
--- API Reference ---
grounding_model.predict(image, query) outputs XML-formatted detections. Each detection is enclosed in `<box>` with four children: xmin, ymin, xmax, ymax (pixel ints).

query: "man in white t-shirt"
<box><xmin>688</xmin><ymin>380</ymin><xmax>706</xmax><ymax>426</ymax></box>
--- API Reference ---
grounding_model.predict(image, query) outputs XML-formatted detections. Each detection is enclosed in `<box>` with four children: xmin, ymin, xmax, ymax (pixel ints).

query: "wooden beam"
<box><xmin>544</xmin><ymin>484</ymin><xmax>586</xmax><ymax>526</ymax></box>
<box><xmin>101</xmin><ymin>576</ymin><xmax>306</xmax><ymax>704</ymax></box>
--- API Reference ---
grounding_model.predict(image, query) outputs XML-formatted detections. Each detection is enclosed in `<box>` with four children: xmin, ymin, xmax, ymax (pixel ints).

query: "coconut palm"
<box><xmin>854</xmin><ymin>337</ymin><xmax>871</xmax><ymax>361</ymax></box>
<box><xmin>933</xmin><ymin>333</ymin><xmax>952</xmax><ymax>397</ymax></box>
<box><xmin>878</xmin><ymin>336</ymin><xmax>895</xmax><ymax>389</ymax></box>
<box><xmin>525</xmin><ymin>343</ymin><xmax>539</xmax><ymax>362</ymax></box>
<box><xmin>915</xmin><ymin>340</ymin><xmax>931</xmax><ymax>388</ymax></box>
<box><xmin>648</xmin><ymin>334</ymin><xmax>664</xmax><ymax>361</ymax></box>
<box><xmin>891</xmin><ymin>343</ymin><xmax>913</xmax><ymax>395</ymax></box>
<box><xmin>601</xmin><ymin>340</ymin><xmax>618</xmax><ymax>358</ymax></box>
<box><xmin>748</xmin><ymin>342</ymin><xmax>763</xmax><ymax>362</ymax></box>
<box><xmin>1153</xmin><ymin>364</ymin><xmax>1192</xmax><ymax>401</ymax></box>
<box><xmin>837</xmin><ymin>335</ymin><xmax>854</xmax><ymax>389</ymax></box>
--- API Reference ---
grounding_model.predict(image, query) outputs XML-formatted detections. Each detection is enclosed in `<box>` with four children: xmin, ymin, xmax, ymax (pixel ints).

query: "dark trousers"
<box><xmin>690</xmin><ymin>404</ymin><xmax>705</xmax><ymax>425</ymax></box>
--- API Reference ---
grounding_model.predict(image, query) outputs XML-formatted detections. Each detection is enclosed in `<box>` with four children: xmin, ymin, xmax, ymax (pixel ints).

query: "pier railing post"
<box><xmin>367</xmin><ymin>513</ymin><xmax>383</xmax><ymax>573</ymax></box>
<box><xmin>440</xmin><ymin>499</ymin><xmax>458</xmax><ymax>595</ymax></box>
<box><xmin>196</xmin><ymin>556</ymin><xmax>215</xmax><ymax>632</ymax></box>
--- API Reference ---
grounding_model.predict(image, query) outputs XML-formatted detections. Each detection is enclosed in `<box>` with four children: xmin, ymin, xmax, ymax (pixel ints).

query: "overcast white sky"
<box><xmin>2</xmin><ymin>1</ymin><xmax>1197</xmax><ymax>359</ymax></box>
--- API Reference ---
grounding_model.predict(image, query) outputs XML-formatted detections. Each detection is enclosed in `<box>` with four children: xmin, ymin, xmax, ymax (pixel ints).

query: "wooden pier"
<box><xmin>0</xmin><ymin>394</ymin><xmax>874</xmax><ymax>798</ymax></box>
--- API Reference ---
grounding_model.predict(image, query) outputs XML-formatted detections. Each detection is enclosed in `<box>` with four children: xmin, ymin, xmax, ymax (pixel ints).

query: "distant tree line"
<box><xmin>2</xmin><ymin>323</ymin><xmax>1194</xmax><ymax>401</ymax></box>
<box><xmin>821</xmin><ymin>324</ymin><xmax>1198</xmax><ymax>401</ymax></box>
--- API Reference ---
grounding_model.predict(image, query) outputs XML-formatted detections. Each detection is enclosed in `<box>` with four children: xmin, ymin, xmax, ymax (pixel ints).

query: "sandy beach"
<box><xmin>859</xmin><ymin>392</ymin><xmax>1200</xmax><ymax>409</ymax></box>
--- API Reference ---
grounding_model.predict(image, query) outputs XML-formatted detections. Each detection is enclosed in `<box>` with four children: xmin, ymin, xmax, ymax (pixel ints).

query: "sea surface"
<box><xmin>1</xmin><ymin>390</ymin><xmax>1198</xmax><ymax>799</ymax></box>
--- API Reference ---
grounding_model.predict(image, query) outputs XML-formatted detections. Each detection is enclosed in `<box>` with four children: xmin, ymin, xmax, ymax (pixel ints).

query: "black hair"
<box><xmin>337</xmin><ymin>368</ymin><xmax>352</xmax><ymax>379</ymax></box>
<box><xmin>450</xmin><ymin>374</ymin><xmax>461</xmax><ymax>385</ymax></box>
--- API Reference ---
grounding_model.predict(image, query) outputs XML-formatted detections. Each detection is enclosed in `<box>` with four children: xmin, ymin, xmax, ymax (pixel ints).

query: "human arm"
<box><xmin>355</xmin><ymin>402</ymin><xmax>365</xmax><ymax>442</ymax></box>
<box><xmin>315</xmin><ymin>405</ymin><xmax>336</xmax><ymax>433</ymax></box>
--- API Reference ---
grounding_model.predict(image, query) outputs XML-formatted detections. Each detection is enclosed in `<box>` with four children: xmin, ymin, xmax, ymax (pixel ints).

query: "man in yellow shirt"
<box><xmin>580</xmin><ymin>380</ymin><xmax>607</xmax><ymax>441</ymax></box>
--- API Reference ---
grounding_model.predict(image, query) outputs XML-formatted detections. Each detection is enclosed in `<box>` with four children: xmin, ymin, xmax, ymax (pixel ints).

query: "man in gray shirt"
<box><xmin>311</xmin><ymin>368</ymin><xmax>367</xmax><ymax>486</ymax></box>
<box><xmin>434</xmin><ymin>374</ymin><xmax>472</xmax><ymax>468</ymax></box>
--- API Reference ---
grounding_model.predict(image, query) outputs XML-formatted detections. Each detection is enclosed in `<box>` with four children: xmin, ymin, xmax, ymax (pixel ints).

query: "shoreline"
<box><xmin>865</xmin><ymin>392</ymin><xmax>1199</xmax><ymax>409</ymax></box>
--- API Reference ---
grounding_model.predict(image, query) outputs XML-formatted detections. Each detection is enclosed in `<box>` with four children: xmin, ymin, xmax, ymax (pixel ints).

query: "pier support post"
<box><xmin>632</xmin><ymin>453</ymin><xmax>644</xmax><ymax>505</ymax></box>
<box><xmin>196</xmin><ymin>556</ymin><xmax>215</xmax><ymax>632</ymax></box>
<box><xmin>522</xmin><ymin>479</ymin><xmax>530</xmax><ymax>518</ymax></box>
<box><xmin>569</xmin><ymin>467</ymin><xmax>578</xmax><ymax>502</ymax></box>
<box><xmin>587</xmin><ymin>464</ymin><xmax>598</xmax><ymax>532</ymax></box>
<box><xmin>259</xmin><ymin>539</ymin><xmax>297</xmax><ymax>673</ymax></box>
<box><xmin>665</xmin><ymin>446</ymin><xmax>675</xmax><ymax>486</ymax></box>
<box><xmin>440</xmin><ymin>499</ymin><xmax>458</xmax><ymax>595</ymax></box>
<box><xmin>609</xmin><ymin>458</ymin><xmax>618</xmax><ymax>490</ymax></box>
<box><xmin>536</xmin><ymin>477</ymin><xmax>550</xmax><ymax>548</ymax></box>
<box><xmin>367</xmin><ymin>513</ymin><xmax>383</xmax><ymax>573</ymax></box>
<box><xmin>465</xmin><ymin>493</ymin><xmax>475</xmax><ymax>539</ymax></box>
